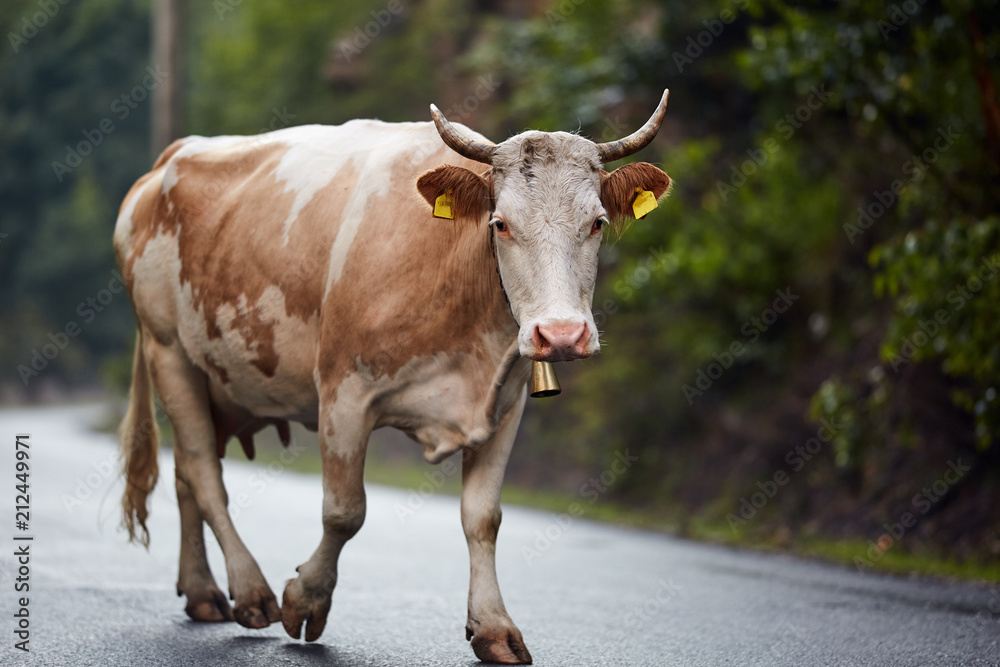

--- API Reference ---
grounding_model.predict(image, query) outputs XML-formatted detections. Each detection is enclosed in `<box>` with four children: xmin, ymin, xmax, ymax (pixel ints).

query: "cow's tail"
<box><xmin>119</xmin><ymin>329</ymin><xmax>160</xmax><ymax>548</ymax></box>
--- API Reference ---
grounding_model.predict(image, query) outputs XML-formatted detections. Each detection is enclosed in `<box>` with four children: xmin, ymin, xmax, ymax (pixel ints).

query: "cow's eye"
<box><xmin>491</xmin><ymin>218</ymin><xmax>507</xmax><ymax>233</ymax></box>
<box><xmin>592</xmin><ymin>217</ymin><xmax>608</xmax><ymax>234</ymax></box>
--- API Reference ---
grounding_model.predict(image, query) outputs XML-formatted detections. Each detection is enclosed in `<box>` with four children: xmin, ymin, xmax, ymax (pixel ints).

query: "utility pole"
<box><xmin>150</xmin><ymin>0</ymin><xmax>186</xmax><ymax>156</ymax></box>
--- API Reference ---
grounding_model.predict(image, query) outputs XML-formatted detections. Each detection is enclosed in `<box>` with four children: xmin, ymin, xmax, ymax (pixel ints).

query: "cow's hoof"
<box><xmin>183</xmin><ymin>586</ymin><xmax>234</xmax><ymax>623</ymax></box>
<box><xmin>232</xmin><ymin>587</ymin><xmax>281</xmax><ymax>629</ymax></box>
<box><xmin>469</xmin><ymin>627</ymin><xmax>533</xmax><ymax>664</ymax></box>
<box><xmin>281</xmin><ymin>578</ymin><xmax>332</xmax><ymax>642</ymax></box>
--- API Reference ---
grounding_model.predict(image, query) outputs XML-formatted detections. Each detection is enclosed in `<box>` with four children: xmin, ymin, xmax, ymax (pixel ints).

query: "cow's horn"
<box><xmin>595</xmin><ymin>89</ymin><xmax>669</xmax><ymax>163</ymax></box>
<box><xmin>430</xmin><ymin>104</ymin><xmax>497</xmax><ymax>164</ymax></box>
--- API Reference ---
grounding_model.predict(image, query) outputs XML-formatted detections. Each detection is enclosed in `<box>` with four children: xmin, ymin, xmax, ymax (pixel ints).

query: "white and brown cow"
<box><xmin>114</xmin><ymin>90</ymin><xmax>672</xmax><ymax>664</ymax></box>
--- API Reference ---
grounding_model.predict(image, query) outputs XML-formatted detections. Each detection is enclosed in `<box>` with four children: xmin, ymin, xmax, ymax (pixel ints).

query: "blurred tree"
<box><xmin>3</xmin><ymin>0</ymin><xmax>998</xmax><ymax>562</ymax></box>
<box><xmin>0</xmin><ymin>0</ymin><xmax>150</xmax><ymax>392</ymax></box>
<box><xmin>456</xmin><ymin>0</ymin><xmax>1000</xmax><ymax>559</ymax></box>
<box><xmin>738</xmin><ymin>0</ymin><xmax>1000</xmax><ymax>454</ymax></box>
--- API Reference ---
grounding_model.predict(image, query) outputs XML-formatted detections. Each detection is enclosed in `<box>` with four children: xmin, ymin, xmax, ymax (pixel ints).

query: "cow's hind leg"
<box><xmin>462</xmin><ymin>389</ymin><xmax>532</xmax><ymax>664</ymax></box>
<box><xmin>175</xmin><ymin>474</ymin><xmax>232</xmax><ymax>622</ymax></box>
<box><xmin>282</xmin><ymin>399</ymin><xmax>370</xmax><ymax>642</ymax></box>
<box><xmin>147</xmin><ymin>338</ymin><xmax>281</xmax><ymax>628</ymax></box>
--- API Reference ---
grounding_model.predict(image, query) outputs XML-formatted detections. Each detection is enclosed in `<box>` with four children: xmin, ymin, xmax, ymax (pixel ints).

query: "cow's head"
<box><xmin>417</xmin><ymin>90</ymin><xmax>672</xmax><ymax>362</ymax></box>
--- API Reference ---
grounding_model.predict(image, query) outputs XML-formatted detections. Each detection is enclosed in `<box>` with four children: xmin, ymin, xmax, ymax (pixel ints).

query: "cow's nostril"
<box><xmin>533</xmin><ymin>325</ymin><xmax>551</xmax><ymax>351</ymax></box>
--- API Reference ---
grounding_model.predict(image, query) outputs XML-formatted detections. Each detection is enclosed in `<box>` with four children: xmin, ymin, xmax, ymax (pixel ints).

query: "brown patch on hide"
<box><xmin>119</xmin><ymin>132</ymin><xmax>517</xmax><ymax>432</ymax></box>
<box><xmin>204</xmin><ymin>354</ymin><xmax>230</xmax><ymax>384</ymax></box>
<box><xmin>319</xmin><ymin>150</ymin><xmax>514</xmax><ymax>392</ymax></box>
<box><xmin>123</xmin><ymin>138</ymin><xmax>361</xmax><ymax>380</ymax></box>
<box><xmin>321</xmin><ymin>448</ymin><xmax>367</xmax><ymax>536</ymax></box>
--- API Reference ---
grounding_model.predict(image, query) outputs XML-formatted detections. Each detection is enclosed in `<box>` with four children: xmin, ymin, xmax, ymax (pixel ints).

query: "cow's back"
<box><xmin>114</xmin><ymin>120</ymin><xmax>482</xmax><ymax>419</ymax></box>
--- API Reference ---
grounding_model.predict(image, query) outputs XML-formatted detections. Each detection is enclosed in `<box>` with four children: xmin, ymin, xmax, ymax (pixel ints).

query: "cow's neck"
<box><xmin>361</xmin><ymin>215</ymin><xmax>528</xmax><ymax>454</ymax></box>
<box><xmin>441</xmin><ymin>215</ymin><xmax>527</xmax><ymax>424</ymax></box>
<box><xmin>447</xmin><ymin>215</ymin><xmax>519</xmax><ymax>337</ymax></box>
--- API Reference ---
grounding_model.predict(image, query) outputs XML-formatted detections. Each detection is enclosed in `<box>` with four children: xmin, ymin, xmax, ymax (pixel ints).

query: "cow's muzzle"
<box><xmin>527</xmin><ymin>320</ymin><xmax>594</xmax><ymax>362</ymax></box>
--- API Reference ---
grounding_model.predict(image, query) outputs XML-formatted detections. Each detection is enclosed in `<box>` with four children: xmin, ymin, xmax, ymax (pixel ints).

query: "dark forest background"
<box><xmin>2</xmin><ymin>0</ymin><xmax>998</xmax><ymax>574</ymax></box>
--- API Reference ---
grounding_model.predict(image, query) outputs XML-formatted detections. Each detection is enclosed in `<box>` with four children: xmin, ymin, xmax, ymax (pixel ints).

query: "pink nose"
<box><xmin>532</xmin><ymin>321</ymin><xmax>591</xmax><ymax>361</ymax></box>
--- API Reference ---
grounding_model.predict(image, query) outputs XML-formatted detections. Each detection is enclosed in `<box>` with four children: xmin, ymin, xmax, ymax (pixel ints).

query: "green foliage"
<box><xmin>809</xmin><ymin>377</ymin><xmax>864</xmax><ymax>469</ymax></box>
<box><xmin>459</xmin><ymin>1</ymin><xmax>648</xmax><ymax>131</ymax></box>
<box><xmin>873</xmin><ymin>218</ymin><xmax>1000</xmax><ymax>448</ymax></box>
<box><xmin>188</xmin><ymin>0</ymin><xmax>485</xmax><ymax>133</ymax></box>
<box><xmin>1</xmin><ymin>0</ymin><xmax>149</xmax><ymax>388</ymax></box>
<box><xmin>189</xmin><ymin>0</ymin><xmax>351</xmax><ymax>131</ymax></box>
<box><xmin>4</xmin><ymin>0</ymin><xmax>1000</xmax><ymax>564</ymax></box>
<box><xmin>738</xmin><ymin>0</ymin><xmax>1000</xmax><ymax>455</ymax></box>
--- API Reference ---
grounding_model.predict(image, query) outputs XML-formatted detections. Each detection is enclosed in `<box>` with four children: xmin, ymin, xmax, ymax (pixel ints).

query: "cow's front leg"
<box><xmin>282</xmin><ymin>404</ymin><xmax>370</xmax><ymax>642</ymax></box>
<box><xmin>462</xmin><ymin>389</ymin><xmax>532</xmax><ymax>664</ymax></box>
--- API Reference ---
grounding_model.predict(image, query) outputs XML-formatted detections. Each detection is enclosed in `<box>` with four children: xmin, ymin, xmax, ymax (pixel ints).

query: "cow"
<box><xmin>113</xmin><ymin>89</ymin><xmax>672</xmax><ymax>664</ymax></box>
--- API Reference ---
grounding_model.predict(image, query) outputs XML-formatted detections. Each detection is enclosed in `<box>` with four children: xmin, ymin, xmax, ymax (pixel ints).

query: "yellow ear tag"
<box><xmin>632</xmin><ymin>188</ymin><xmax>657</xmax><ymax>219</ymax></box>
<box><xmin>434</xmin><ymin>192</ymin><xmax>455</xmax><ymax>219</ymax></box>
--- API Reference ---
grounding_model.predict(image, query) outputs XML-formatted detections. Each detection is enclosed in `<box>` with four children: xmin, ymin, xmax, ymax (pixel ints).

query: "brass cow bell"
<box><xmin>529</xmin><ymin>361</ymin><xmax>561</xmax><ymax>398</ymax></box>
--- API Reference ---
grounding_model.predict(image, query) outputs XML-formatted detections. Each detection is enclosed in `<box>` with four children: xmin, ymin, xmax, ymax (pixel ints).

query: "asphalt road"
<box><xmin>0</xmin><ymin>404</ymin><xmax>998</xmax><ymax>666</ymax></box>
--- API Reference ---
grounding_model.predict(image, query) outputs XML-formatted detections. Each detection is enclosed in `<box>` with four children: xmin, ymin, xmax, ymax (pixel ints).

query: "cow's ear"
<box><xmin>416</xmin><ymin>165</ymin><xmax>493</xmax><ymax>221</ymax></box>
<box><xmin>600</xmin><ymin>162</ymin><xmax>671</xmax><ymax>223</ymax></box>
